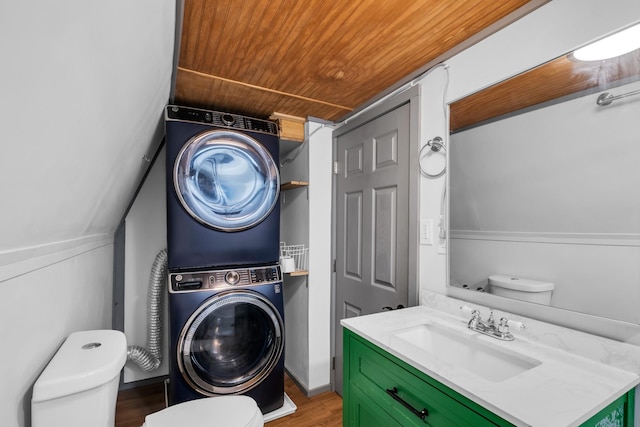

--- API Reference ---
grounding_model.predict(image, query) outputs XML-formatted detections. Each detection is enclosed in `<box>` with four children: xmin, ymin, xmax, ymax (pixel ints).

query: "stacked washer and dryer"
<box><xmin>164</xmin><ymin>105</ymin><xmax>285</xmax><ymax>413</ymax></box>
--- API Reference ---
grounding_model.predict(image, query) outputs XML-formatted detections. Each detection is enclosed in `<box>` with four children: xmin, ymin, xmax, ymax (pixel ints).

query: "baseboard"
<box><xmin>119</xmin><ymin>374</ymin><xmax>168</xmax><ymax>391</ymax></box>
<box><xmin>284</xmin><ymin>367</ymin><xmax>332</xmax><ymax>397</ymax></box>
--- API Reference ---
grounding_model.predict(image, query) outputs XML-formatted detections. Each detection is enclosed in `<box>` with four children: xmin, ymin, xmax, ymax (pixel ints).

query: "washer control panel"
<box><xmin>166</xmin><ymin>105</ymin><xmax>279</xmax><ymax>136</ymax></box>
<box><xmin>170</xmin><ymin>265</ymin><xmax>282</xmax><ymax>293</ymax></box>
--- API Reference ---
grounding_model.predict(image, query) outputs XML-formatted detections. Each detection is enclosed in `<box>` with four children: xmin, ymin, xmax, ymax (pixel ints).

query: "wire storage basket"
<box><xmin>279</xmin><ymin>242</ymin><xmax>309</xmax><ymax>274</ymax></box>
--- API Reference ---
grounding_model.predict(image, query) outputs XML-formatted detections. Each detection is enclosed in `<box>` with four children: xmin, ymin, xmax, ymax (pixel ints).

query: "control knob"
<box><xmin>225</xmin><ymin>270</ymin><xmax>240</xmax><ymax>285</ymax></box>
<box><xmin>220</xmin><ymin>113</ymin><xmax>235</xmax><ymax>126</ymax></box>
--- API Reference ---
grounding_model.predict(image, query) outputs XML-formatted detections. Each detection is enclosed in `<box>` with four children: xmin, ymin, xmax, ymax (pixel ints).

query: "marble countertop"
<box><xmin>341</xmin><ymin>295</ymin><xmax>640</xmax><ymax>427</ymax></box>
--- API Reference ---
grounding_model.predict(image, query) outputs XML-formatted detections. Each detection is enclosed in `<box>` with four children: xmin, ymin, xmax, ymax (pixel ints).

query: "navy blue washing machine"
<box><xmin>165</xmin><ymin>105</ymin><xmax>281</xmax><ymax>272</ymax></box>
<box><xmin>168</xmin><ymin>264</ymin><xmax>285</xmax><ymax>413</ymax></box>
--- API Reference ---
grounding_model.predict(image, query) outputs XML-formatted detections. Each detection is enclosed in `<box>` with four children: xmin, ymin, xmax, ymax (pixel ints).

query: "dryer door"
<box><xmin>174</xmin><ymin>130</ymin><xmax>280</xmax><ymax>231</ymax></box>
<box><xmin>177</xmin><ymin>290</ymin><xmax>284</xmax><ymax>395</ymax></box>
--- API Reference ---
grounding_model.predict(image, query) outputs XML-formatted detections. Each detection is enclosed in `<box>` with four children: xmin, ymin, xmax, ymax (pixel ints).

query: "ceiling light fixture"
<box><xmin>573</xmin><ymin>22</ymin><xmax>640</xmax><ymax>61</ymax></box>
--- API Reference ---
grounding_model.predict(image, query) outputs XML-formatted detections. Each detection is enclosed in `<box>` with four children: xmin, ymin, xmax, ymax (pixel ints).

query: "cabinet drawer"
<box><xmin>346</xmin><ymin>332</ymin><xmax>511</xmax><ymax>427</ymax></box>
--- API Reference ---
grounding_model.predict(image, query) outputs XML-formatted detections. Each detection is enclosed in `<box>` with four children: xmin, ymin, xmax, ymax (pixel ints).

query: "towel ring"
<box><xmin>419</xmin><ymin>136</ymin><xmax>446</xmax><ymax>178</ymax></box>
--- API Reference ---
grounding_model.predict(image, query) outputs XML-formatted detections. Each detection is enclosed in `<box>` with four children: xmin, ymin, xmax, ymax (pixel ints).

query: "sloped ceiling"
<box><xmin>0</xmin><ymin>0</ymin><xmax>175</xmax><ymax>254</ymax></box>
<box><xmin>173</xmin><ymin>0</ymin><xmax>548</xmax><ymax>121</ymax></box>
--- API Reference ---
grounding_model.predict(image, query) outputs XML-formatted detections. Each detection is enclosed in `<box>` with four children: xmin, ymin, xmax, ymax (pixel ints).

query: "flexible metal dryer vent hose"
<box><xmin>126</xmin><ymin>248</ymin><xmax>167</xmax><ymax>372</ymax></box>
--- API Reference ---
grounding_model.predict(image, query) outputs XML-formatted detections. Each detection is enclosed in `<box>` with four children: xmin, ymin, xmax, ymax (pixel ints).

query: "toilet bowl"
<box><xmin>31</xmin><ymin>330</ymin><xmax>264</xmax><ymax>427</ymax></box>
<box><xmin>488</xmin><ymin>274</ymin><xmax>554</xmax><ymax>305</ymax></box>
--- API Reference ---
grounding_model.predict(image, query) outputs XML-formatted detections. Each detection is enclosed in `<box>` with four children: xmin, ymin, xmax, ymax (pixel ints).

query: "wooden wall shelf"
<box><xmin>287</xmin><ymin>270</ymin><xmax>309</xmax><ymax>277</ymax></box>
<box><xmin>281</xmin><ymin>181</ymin><xmax>309</xmax><ymax>191</ymax></box>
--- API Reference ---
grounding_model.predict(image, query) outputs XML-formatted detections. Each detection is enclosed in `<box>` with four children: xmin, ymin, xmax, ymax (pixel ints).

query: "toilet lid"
<box><xmin>488</xmin><ymin>274</ymin><xmax>554</xmax><ymax>292</ymax></box>
<box><xmin>144</xmin><ymin>396</ymin><xmax>263</xmax><ymax>427</ymax></box>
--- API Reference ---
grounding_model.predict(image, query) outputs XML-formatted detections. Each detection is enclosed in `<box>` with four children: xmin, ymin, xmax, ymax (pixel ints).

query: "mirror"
<box><xmin>447</xmin><ymin>24</ymin><xmax>640</xmax><ymax>326</ymax></box>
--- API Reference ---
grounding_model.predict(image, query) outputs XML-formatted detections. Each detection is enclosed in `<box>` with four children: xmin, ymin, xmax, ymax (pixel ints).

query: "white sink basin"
<box><xmin>392</xmin><ymin>322</ymin><xmax>541</xmax><ymax>382</ymax></box>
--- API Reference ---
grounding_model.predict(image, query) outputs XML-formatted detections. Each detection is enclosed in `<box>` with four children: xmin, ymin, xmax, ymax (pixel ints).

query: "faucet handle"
<box><xmin>459</xmin><ymin>305</ymin><xmax>475</xmax><ymax>317</ymax></box>
<box><xmin>498</xmin><ymin>317</ymin><xmax>526</xmax><ymax>334</ymax></box>
<box><xmin>487</xmin><ymin>310</ymin><xmax>495</xmax><ymax>327</ymax></box>
<box><xmin>460</xmin><ymin>305</ymin><xmax>482</xmax><ymax>320</ymax></box>
<box><xmin>498</xmin><ymin>317</ymin><xmax>510</xmax><ymax>334</ymax></box>
<box><xmin>507</xmin><ymin>319</ymin><xmax>526</xmax><ymax>331</ymax></box>
<box><xmin>462</xmin><ymin>307</ymin><xmax>482</xmax><ymax>329</ymax></box>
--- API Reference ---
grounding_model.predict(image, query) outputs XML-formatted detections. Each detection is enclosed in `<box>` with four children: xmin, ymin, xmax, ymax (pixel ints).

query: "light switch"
<box><xmin>420</xmin><ymin>218</ymin><xmax>433</xmax><ymax>245</ymax></box>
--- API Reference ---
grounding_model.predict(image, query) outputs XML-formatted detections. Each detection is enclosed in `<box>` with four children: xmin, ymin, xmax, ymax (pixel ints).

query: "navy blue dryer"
<box><xmin>168</xmin><ymin>265</ymin><xmax>285</xmax><ymax>413</ymax></box>
<box><xmin>165</xmin><ymin>105</ymin><xmax>281</xmax><ymax>272</ymax></box>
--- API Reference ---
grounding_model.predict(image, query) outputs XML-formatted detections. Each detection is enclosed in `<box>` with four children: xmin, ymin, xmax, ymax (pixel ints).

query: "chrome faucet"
<box><xmin>466</xmin><ymin>309</ymin><xmax>524</xmax><ymax>341</ymax></box>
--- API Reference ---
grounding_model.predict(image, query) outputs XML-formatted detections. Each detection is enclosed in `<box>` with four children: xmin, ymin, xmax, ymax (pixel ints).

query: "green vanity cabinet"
<box><xmin>343</xmin><ymin>328</ymin><xmax>513</xmax><ymax>426</ymax></box>
<box><xmin>343</xmin><ymin>328</ymin><xmax>636</xmax><ymax>427</ymax></box>
<box><xmin>582</xmin><ymin>392</ymin><xmax>634</xmax><ymax>427</ymax></box>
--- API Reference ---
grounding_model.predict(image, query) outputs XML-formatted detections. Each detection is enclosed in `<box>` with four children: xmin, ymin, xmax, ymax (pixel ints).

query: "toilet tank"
<box><xmin>31</xmin><ymin>330</ymin><xmax>127</xmax><ymax>427</ymax></box>
<box><xmin>488</xmin><ymin>274</ymin><xmax>554</xmax><ymax>305</ymax></box>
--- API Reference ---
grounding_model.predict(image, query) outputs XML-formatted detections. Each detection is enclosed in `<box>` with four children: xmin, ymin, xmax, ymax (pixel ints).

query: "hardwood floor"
<box><xmin>115</xmin><ymin>375</ymin><xmax>342</xmax><ymax>427</ymax></box>
<box><xmin>269</xmin><ymin>376</ymin><xmax>342</xmax><ymax>427</ymax></box>
<box><xmin>115</xmin><ymin>382</ymin><xmax>165</xmax><ymax>427</ymax></box>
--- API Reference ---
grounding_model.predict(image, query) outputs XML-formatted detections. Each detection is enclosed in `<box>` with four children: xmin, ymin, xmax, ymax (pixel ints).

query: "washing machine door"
<box><xmin>174</xmin><ymin>130</ymin><xmax>280</xmax><ymax>231</ymax></box>
<box><xmin>177</xmin><ymin>290</ymin><xmax>284</xmax><ymax>395</ymax></box>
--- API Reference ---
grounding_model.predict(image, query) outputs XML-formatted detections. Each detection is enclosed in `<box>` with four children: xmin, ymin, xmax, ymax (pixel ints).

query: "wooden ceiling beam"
<box><xmin>173</xmin><ymin>67</ymin><xmax>351</xmax><ymax>120</ymax></box>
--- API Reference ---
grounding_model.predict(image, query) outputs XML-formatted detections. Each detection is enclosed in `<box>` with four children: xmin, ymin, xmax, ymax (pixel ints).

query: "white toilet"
<box><xmin>31</xmin><ymin>330</ymin><xmax>264</xmax><ymax>427</ymax></box>
<box><xmin>488</xmin><ymin>274</ymin><xmax>554</xmax><ymax>305</ymax></box>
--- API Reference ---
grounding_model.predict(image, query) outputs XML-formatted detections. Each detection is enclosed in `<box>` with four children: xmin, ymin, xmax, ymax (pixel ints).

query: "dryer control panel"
<box><xmin>166</xmin><ymin>105</ymin><xmax>279</xmax><ymax>136</ymax></box>
<box><xmin>169</xmin><ymin>265</ymin><xmax>282</xmax><ymax>293</ymax></box>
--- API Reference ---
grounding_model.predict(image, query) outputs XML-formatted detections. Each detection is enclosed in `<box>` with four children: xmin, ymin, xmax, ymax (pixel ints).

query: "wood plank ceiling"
<box><xmin>173</xmin><ymin>0</ymin><xmax>545</xmax><ymax>122</ymax></box>
<box><xmin>450</xmin><ymin>48</ymin><xmax>640</xmax><ymax>132</ymax></box>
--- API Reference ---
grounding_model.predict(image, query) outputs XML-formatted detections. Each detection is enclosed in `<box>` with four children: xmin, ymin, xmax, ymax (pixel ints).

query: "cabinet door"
<box><xmin>348</xmin><ymin>383</ymin><xmax>407</xmax><ymax>427</ymax></box>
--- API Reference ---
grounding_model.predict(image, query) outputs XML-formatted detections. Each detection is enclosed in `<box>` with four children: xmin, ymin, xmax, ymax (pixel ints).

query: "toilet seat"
<box><xmin>143</xmin><ymin>396</ymin><xmax>264</xmax><ymax>427</ymax></box>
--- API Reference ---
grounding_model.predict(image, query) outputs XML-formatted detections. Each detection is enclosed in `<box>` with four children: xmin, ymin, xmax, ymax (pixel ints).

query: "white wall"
<box><xmin>418</xmin><ymin>0</ymin><xmax>640</xmax><ymax>302</ymax></box>
<box><xmin>0</xmin><ymin>1</ymin><xmax>175</xmax><ymax>425</ymax></box>
<box><xmin>123</xmin><ymin>148</ymin><xmax>169</xmax><ymax>383</ymax></box>
<box><xmin>416</xmin><ymin>66</ymin><xmax>450</xmax><ymax>298</ymax></box>
<box><xmin>307</xmin><ymin>122</ymin><xmax>333</xmax><ymax>391</ymax></box>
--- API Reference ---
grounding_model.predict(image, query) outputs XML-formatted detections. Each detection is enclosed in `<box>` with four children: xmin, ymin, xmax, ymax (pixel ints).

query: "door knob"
<box><xmin>382</xmin><ymin>304</ymin><xmax>405</xmax><ymax>311</ymax></box>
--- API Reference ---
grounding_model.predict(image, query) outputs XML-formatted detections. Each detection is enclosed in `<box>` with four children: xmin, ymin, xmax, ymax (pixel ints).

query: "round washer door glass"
<box><xmin>174</xmin><ymin>130</ymin><xmax>280</xmax><ymax>231</ymax></box>
<box><xmin>178</xmin><ymin>291</ymin><xmax>284</xmax><ymax>395</ymax></box>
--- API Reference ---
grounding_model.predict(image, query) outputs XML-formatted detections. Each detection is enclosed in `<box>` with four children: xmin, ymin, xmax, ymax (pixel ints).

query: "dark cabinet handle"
<box><xmin>386</xmin><ymin>387</ymin><xmax>429</xmax><ymax>420</ymax></box>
